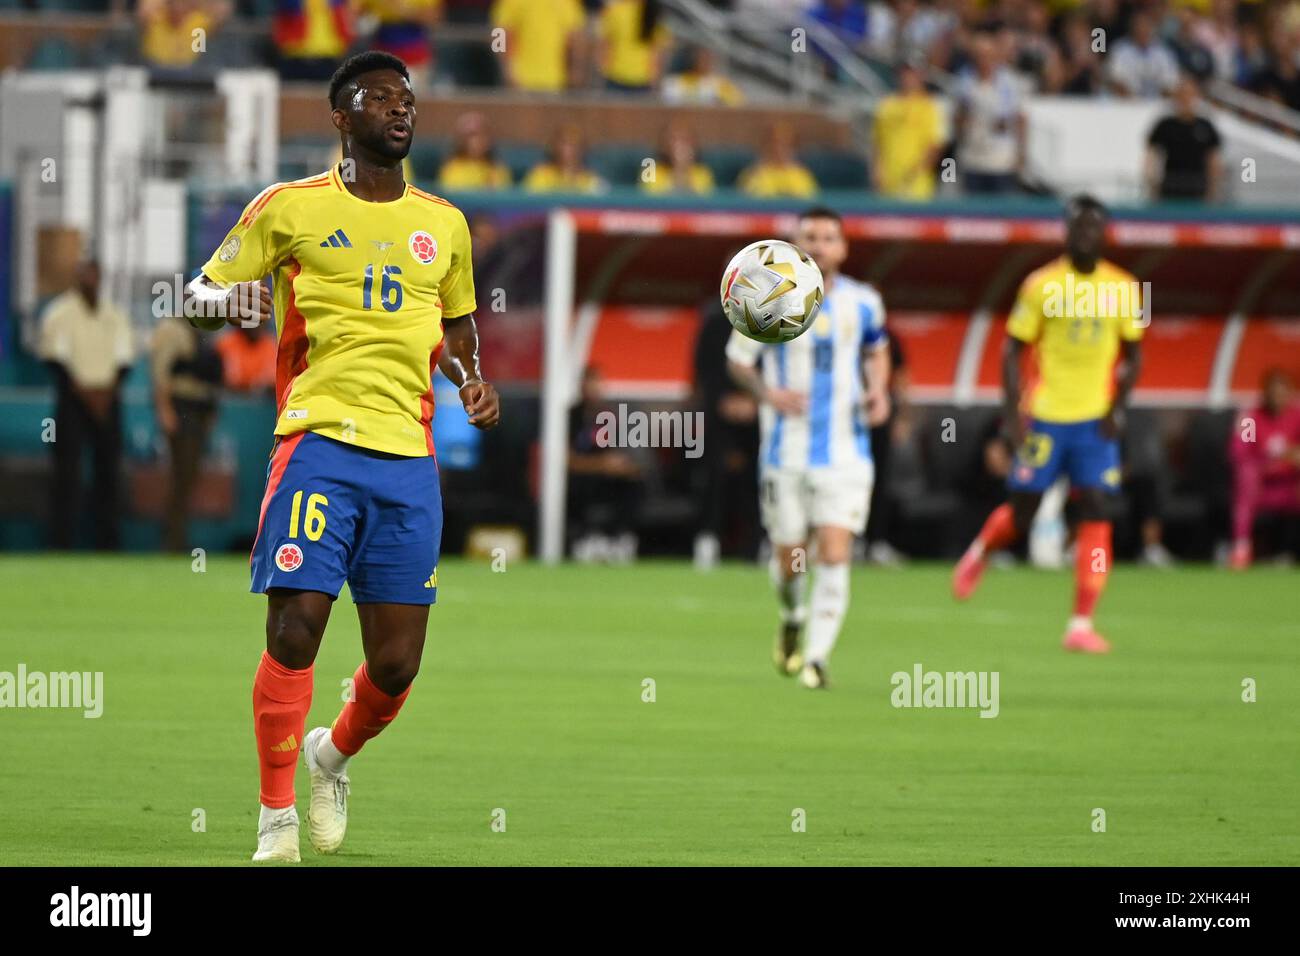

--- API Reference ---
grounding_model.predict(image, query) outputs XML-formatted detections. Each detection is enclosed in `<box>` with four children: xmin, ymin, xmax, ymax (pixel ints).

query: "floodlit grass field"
<box><xmin>0</xmin><ymin>555</ymin><xmax>1296</xmax><ymax>866</ymax></box>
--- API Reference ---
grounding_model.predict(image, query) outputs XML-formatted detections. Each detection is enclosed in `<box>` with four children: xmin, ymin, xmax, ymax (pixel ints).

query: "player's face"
<box><xmin>795</xmin><ymin>217</ymin><xmax>847</xmax><ymax>278</ymax></box>
<box><xmin>338</xmin><ymin>69</ymin><xmax>416</xmax><ymax>161</ymax></box>
<box><xmin>1065</xmin><ymin>207</ymin><xmax>1107</xmax><ymax>263</ymax></box>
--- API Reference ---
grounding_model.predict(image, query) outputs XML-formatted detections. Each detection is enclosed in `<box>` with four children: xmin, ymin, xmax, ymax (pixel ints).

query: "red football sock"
<box><xmin>975</xmin><ymin>503</ymin><xmax>1019</xmax><ymax>554</ymax></box>
<box><xmin>252</xmin><ymin>650</ymin><xmax>313</xmax><ymax>809</ymax></box>
<box><xmin>1074</xmin><ymin>520</ymin><xmax>1112</xmax><ymax>620</ymax></box>
<box><xmin>330</xmin><ymin>662</ymin><xmax>410</xmax><ymax>758</ymax></box>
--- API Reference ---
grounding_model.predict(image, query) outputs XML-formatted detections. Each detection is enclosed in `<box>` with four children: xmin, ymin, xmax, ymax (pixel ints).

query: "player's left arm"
<box><xmin>1204</xmin><ymin>119</ymin><xmax>1224</xmax><ymax>202</ymax></box>
<box><xmin>860</xmin><ymin>294</ymin><xmax>891</xmax><ymax>425</ymax></box>
<box><xmin>437</xmin><ymin>210</ymin><xmax>499</xmax><ymax>429</ymax></box>
<box><xmin>1103</xmin><ymin>339</ymin><xmax>1142</xmax><ymax>439</ymax></box>
<box><xmin>1104</xmin><ymin>277</ymin><xmax>1146</xmax><ymax>438</ymax></box>
<box><xmin>864</xmin><ymin>343</ymin><xmax>891</xmax><ymax>426</ymax></box>
<box><xmin>439</xmin><ymin>313</ymin><xmax>499</xmax><ymax>430</ymax></box>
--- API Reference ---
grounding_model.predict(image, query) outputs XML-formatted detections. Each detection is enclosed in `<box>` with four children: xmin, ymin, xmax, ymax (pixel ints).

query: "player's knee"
<box><xmin>366</xmin><ymin>655</ymin><xmax>419</xmax><ymax>696</ymax></box>
<box><xmin>265</xmin><ymin>606</ymin><xmax>325</xmax><ymax>668</ymax></box>
<box><xmin>1011</xmin><ymin>497</ymin><xmax>1038</xmax><ymax>534</ymax></box>
<box><xmin>814</xmin><ymin>531</ymin><xmax>853</xmax><ymax>565</ymax></box>
<box><xmin>1078</xmin><ymin>490</ymin><xmax>1110</xmax><ymax>521</ymax></box>
<box><xmin>818</xmin><ymin>544</ymin><xmax>852</xmax><ymax>566</ymax></box>
<box><xmin>775</xmin><ymin>545</ymin><xmax>806</xmax><ymax>577</ymax></box>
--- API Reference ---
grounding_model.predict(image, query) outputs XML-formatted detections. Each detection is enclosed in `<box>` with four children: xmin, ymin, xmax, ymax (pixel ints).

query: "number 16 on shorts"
<box><xmin>273</xmin><ymin>490</ymin><xmax>328</xmax><ymax>572</ymax></box>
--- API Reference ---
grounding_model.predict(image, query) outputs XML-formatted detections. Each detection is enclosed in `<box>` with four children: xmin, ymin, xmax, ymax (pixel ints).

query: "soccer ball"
<box><xmin>720</xmin><ymin>239</ymin><xmax>824</xmax><ymax>343</ymax></box>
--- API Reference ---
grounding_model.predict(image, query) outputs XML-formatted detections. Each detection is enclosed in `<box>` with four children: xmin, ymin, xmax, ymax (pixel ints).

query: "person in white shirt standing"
<box><xmin>955</xmin><ymin>28</ymin><xmax>1025</xmax><ymax>195</ymax></box>
<box><xmin>37</xmin><ymin>256</ymin><xmax>136</xmax><ymax>549</ymax></box>
<box><xmin>725</xmin><ymin>207</ymin><xmax>890</xmax><ymax>689</ymax></box>
<box><xmin>1107</xmin><ymin>9</ymin><xmax>1180</xmax><ymax>98</ymax></box>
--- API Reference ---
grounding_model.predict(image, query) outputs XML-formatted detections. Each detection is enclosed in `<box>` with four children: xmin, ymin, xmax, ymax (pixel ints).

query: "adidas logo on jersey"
<box><xmin>319</xmin><ymin>229</ymin><xmax>352</xmax><ymax>248</ymax></box>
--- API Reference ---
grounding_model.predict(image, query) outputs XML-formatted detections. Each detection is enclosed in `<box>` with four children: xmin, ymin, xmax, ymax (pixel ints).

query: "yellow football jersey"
<box><xmin>200</xmin><ymin>166</ymin><xmax>476</xmax><ymax>457</ymax></box>
<box><xmin>1006</xmin><ymin>256</ymin><xmax>1145</xmax><ymax>423</ymax></box>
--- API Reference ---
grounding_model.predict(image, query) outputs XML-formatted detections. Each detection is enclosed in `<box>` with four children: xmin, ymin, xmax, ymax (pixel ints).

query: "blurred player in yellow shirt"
<box><xmin>953</xmin><ymin>195</ymin><xmax>1145</xmax><ymax>654</ymax></box>
<box><xmin>492</xmin><ymin>0</ymin><xmax>587</xmax><ymax>92</ymax></box>
<box><xmin>872</xmin><ymin>61</ymin><xmax>945</xmax><ymax>200</ymax></box>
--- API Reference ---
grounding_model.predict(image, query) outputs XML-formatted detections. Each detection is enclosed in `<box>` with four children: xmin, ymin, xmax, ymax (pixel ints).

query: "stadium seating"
<box><xmin>26</xmin><ymin>36</ymin><xmax>82</xmax><ymax>71</ymax></box>
<box><xmin>798</xmin><ymin>148</ymin><xmax>870</xmax><ymax>191</ymax></box>
<box><xmin>697</xmin><ymin>145</ymin><xmax>756</xmax><ymax>189</ymax></box>
<box><xmin>496</xmin><ymin>142</ymin><xmax>546</xmax><ymax>184</ymax></box>
<box><xmin>434</xmin><ymin>39</ymin><xmax>502</xmax><ymax>89</ymax></box>
<box><xmin>588</xmin><ymin>144</ymin><xmax>656</xmax><ymax>188</ymax></box>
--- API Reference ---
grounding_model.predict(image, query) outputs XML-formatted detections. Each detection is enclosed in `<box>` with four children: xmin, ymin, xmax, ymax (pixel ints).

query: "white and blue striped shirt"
<box><xmin>726</xmin><ymin>274</ymin><xmax>888</xmax><ymax>471</ymax></box>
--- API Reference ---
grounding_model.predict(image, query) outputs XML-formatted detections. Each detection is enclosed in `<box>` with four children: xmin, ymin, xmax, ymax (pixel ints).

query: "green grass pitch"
<box><xmin>0</xmin><ymin>554</ymin><xmax>1296</xmax><ymax>866</ymax></box>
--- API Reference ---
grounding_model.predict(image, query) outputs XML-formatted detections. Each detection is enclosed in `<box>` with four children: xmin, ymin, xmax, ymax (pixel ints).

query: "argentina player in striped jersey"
<box><xmin>725</xmin><ymin>207</ymin><xmax>890</xmax><ymax>689</ymax></box>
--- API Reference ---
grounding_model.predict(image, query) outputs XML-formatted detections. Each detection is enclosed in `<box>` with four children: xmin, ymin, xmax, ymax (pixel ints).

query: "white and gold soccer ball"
<box><xmin>720</xmin><ymin>239</ymin><xmax>824</xmax><ymax>343</ymax></box>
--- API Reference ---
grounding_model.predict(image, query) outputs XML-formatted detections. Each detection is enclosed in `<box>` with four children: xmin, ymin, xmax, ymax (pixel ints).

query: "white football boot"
<box><xmin>303</xmin><ymin>726</ymin><xmax>349</xmax><ymax>854</ymax></box>
<box><xmin>798</xmin><ymin>660</ymin><xmax>830</xmax><ymax>690</ymax></box>
<box><xmin>252</xmin><ymin>805</ymin><xmax>301</xmax><ymax>862</ymax></box>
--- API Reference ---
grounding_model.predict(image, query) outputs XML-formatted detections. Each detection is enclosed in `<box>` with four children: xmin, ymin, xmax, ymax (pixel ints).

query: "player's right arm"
<box><xmin>180</xmin><ymin>185</ymin><xmax>287</xmax><ymax>331</ymax></box>
<box><xmin>1103</xmin><ymin>277</ymin><xmax>1146</xmax><ymax>438</ymax></box>
<box><xmin>183</xmin><ymin>276</ymin><xmax>274</xmax><ymax>332</ymax></box>
<box><xmin>725</xmin><ymin>330</ymin><xmax>806</xmax><ymax>415</ymax></box>
<box><xmin>1001</xmin><ymin>271</ymin><xmax>1045</xmax><ymax>443</ymax></box>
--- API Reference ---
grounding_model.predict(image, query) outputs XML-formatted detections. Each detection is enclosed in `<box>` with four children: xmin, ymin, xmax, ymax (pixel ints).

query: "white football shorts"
<box><xmin>758</xmin><ymin>463</ymin><xmax>875</xmax><ymax>545</ymax></box>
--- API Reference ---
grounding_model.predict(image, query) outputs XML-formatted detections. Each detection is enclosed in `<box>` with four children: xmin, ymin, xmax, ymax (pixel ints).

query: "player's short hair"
<box><xmin>1066</xmin><ymin>193</ymin><xmax>1108</xmax><ymax>221</ymax></box>
<box><xmin>329</xmin><ymin>52</ymin><xmax>411</xmax><ymax>110</ymax></box>
<box><xmin>798</xmin><ymin>206</ymin><xmax>843</xmax><ymax>228</ymax></box>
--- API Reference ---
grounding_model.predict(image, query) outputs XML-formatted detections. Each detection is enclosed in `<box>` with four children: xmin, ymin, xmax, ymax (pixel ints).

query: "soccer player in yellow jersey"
<box><xmin>952</xmin><ymin>195</ymin><xmax>1144</xmax><ymax>654</ymax></box>
<box><xmin>183</xmin><ymin>52</ymin><xmax>500</xmax><ymax>862</ymax></box>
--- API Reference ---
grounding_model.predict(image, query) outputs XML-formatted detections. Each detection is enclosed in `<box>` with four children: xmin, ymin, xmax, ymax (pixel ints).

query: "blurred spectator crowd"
<box><xmin>7</xmin><ymin>1</ymin><xmax>1298</xmax><ymax>204</ymax></box>
<box><xmin>3</xmin><ymin>0</ymin><xmax>1286</xmax><ymax>113</ymax></box>
<box><xmin>6</xmin><ymin>1</ymin><xmax>1295</xmax><ymax>110</ymax></box>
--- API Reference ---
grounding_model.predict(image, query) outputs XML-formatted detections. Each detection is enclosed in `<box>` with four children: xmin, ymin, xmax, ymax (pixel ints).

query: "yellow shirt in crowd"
<box><xmin>281</xmin><ymin>0</ymin><xmax>351</xmax><ymax>58</ymax></box>
<box><xmin>439</xmin><ymin>157</ymin><xmax>513</xmax><ymax>190</ymax></box>
<box><xmin>639</xmin><ymin>163</ymin><xmax>715</xmax><ymax>195</ymax></box>
<box><xmin>523</xmin><ymin>163</ymin><xmax>604</xmax><ymax>194</ymax></box>
<box><xmin>142</xmin><ymin>10</ymin><xmax>213</xmax><ymax>68</ymax></box>
<box><xmin>361</xmin><ymin>0</ymin><xmax>441</xmax><ymax>25</ymax></box>
<box><xmin>873</xmin><ymin>92</ymin><xmax>944</xmax><ymax>200</ymax></box>
<box><xmin>491</xmin><ymin>0</ymin><xmax>587</xmax><ymax>92</ymax></box>
<box><xmin>738</xmin><ymin>162</ymin><xmax>818</xmax><ymax>198</ymax></box>
<box><xmin>599</xmin><ymin>0</ymin><xmax>671</xmax><ymax>87</ymax></box>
